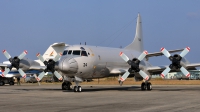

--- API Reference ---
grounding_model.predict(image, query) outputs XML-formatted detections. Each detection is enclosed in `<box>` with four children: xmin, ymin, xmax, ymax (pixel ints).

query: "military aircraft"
<box><xmin>0</xmin><ymin>42</ymin><xmax>67</xmax><ymax>85</ymax></box>
<box><xmin>34</xmin><ymin>14</ymin><xmax>200</xmax><ymax>92</ymax></box>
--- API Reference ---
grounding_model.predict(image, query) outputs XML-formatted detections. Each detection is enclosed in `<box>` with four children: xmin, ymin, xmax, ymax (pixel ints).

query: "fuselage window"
<box><xmin>81</xmin><ymin>51</ymin><xmax>88</xmax><ymax>56</ymax></box>
<box><xmin>73</xmin><ymin>50</ymin><xmax>80</xmax><ymax>55</ymax></box>
<box><xmin>62</xmin><ymin>50</ymin><xmax>68</xmax><ymax>56</ymax></box>
<box><xmin>68</xmin><ymin>50</ymin><xmax>72</xmax><ymax>55</ymax></box>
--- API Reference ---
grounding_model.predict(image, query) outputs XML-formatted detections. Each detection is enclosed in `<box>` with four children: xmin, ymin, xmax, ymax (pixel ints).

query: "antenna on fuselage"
<box><xmin>85</xmin><ymin>42</ymin><xmax>86</xmax><ymax>45</ymax></box>
<box><xmin>80</xmin><ymin>42</ymin><xmax>81</xmax><ymax>45</ymax></box>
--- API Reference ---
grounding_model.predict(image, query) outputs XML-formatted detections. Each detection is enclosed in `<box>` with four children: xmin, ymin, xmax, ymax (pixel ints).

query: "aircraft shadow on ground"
<box><xmin>13</xmin><ymin>86</ymin><xmax>200</xmax><ymax>92</ymax></box>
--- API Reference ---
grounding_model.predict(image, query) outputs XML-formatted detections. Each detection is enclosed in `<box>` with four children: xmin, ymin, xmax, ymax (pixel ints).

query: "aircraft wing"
<box><xmin>146</xmin><ymin>63</ymin><xmax>200</xmax><ymax>75</ymax></box>
<box><xmin>147</xmin><ymin>49</ymin><xmax>184</xmax><ymax>57</ymax></box>
<box><xmin>29</xmin><ymin>66</ymin><xmax>46</xmax><ymax>71</ymax></box>
<box><xmin>185</xmin><ymin>63</ymin><xmax>200</xmax><ymax>68</ymax></box>
<box><xmin>109</xmin><ymin>68</ymin><xmax>128</xmax><ymax>74</ymax></box>
<box><xmin>0</xmin><ymin>63</ymin><xmax>10</xmax><ymax>67</ymax></box>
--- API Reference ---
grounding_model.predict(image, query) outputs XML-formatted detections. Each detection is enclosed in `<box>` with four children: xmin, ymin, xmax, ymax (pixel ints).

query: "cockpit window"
<box><xmin>81</xmin><ymin>51</ymin><xmax>88</xmax><ymax>56</ymax></box>
<box><xmin>62</xmin><ymin>50</ymin><xmax>68</xmax><ymax>56</ymax></box>
<box><xmin>68</xmin><ymin>50</ymin><xmax>72</xmax><ymax>55</ymax></box>
<box><xmin>73</xmin><ymin>50</ymin><xmax>80</xmax><ymax>55</ymax></box>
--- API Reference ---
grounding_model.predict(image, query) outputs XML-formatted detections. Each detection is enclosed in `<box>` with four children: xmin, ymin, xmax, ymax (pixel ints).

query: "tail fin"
<box><xmin>125</xmin><ymin>14</ymin><xmax>144</xmax><ymax>52</ymax></box>
<box><xmin>42</xmin><ymin>42</ymin><xmax>68</xmax><ymax>60</ymax></box>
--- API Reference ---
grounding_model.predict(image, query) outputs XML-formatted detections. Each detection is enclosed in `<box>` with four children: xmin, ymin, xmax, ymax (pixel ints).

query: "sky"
<box><xmin>0</xmin><ymin>0</ymin><xmax>200</xmax><ymax>66</ymax></box>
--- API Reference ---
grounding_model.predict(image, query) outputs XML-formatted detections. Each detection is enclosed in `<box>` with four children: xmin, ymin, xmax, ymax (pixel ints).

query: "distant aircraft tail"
<box><xmin>42</xmin><ymin>42</ymin><xmax>68</xmax><ymax>61</ymax></box>
<box><xmin>124</xmin><ymin>14</ymin><xmax>144</xmax><ymax>52</ymax></box>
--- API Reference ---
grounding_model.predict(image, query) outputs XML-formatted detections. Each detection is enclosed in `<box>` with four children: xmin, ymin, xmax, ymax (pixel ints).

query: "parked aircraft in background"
<box><xmin>33</xmin><ymin>14</ymin><xmax>200</xmax><ymax>92</ymax></box>
<box><xmin>0</xmin><ymin>42</ymin><xmax>67</xmax><ymax>85</ymax></box>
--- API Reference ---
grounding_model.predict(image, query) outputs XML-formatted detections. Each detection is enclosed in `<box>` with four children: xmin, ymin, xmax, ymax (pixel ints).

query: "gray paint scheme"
<box><xmin>56</xmin><ymin>14</ymin><xmax>200</xmax><ymax>82</ymax></box>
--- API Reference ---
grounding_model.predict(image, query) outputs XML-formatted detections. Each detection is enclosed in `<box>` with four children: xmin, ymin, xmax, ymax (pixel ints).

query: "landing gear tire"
<box><xmin>62</xmin><ymin>82</ymin><xmax>72</xmax><ymax>90</ymax></box>
<box><xmin>74</xmin><ymin>86</ymin><xmax>78</xmax><ymax>92</ymax></box>
<box><xmin>74</xmin><ymin>86</ymin><xmax>82</xmax><ymax>92</ymax></box>
<box><xmin>9</xmin><ymin>81</ymin><xmax>14</xmax><ymax>85</ymax></box>
<box><xmin>147</xmin><ymin>82</ymin><xmax>152</xmax><ymax>91</ymax></box>
<box><xmin>78</xmin><ymin>86</ymin><xmax>82</xmax><ymax>92</ymax></box>
<box><xmin>0</xmin><ymin>81</ymin><xmax>4</xmax><ymax>86</ymax></box>
<box><xmin>141</xmin><ymin>82</ymin><xmax>146</xmax><ymax>90</ymax></box>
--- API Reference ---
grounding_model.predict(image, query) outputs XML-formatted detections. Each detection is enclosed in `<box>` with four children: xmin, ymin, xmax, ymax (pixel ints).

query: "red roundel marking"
<box><xmin>160</xmin><ymin>47</ymin><xmax>164</xmax><ymax>52</ymax></box>
<box><xmin>24</xmin><ymin>50</ymin><xmax>28</xmax><ymax>54</ymax></box>
<box><xmin>119</xmin><ymin>52</ymin><xmax>123</xmax><ymax>56</ymax></box>
<box><xmin>36</xmin><ymin>53</ymin><xmax>40</xmax><ymax>57</ymax></box>
<box><xmin>2</xmin><ymin>50</ymin><xmax>6</xmax><ymax>53</ymax></box>
<box><xmin>144</xmin><ymin>50</ymin><xmax>148</xmax><ymax>54</ymax></box>
<box><xmin>186</xmin><ymin>47</ymin><xmax>190</xmax><ymax>51</ymax></box>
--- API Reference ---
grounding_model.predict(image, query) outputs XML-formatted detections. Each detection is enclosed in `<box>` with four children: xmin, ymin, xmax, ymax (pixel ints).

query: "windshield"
<box><xmin>73</xmin><ymin>50</ymin><xmax>81</xmax><ymax>55</ymax></box>
<box><xmin>62</xmin><ymin>50</ymin><xmax>68</xmax><ymax>56</ymax></box>
<box><xmin>81</xmin><ymin>51</ymin><xmax>88</xmax><ymax>56</ymax></box>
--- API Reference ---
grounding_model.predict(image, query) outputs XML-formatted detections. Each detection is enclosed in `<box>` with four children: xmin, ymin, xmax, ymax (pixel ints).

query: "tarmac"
<box><xmin>0</xmin><ymin>84</ymin><xmax>200</xmax><ymax>112</ymax></box>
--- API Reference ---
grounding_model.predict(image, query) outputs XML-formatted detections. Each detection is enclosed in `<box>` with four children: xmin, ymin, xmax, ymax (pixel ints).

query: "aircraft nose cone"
<box><xmin>59</xmin><ymin>57</ymin><xmax>78</xmax><ymax>73</ymax></box>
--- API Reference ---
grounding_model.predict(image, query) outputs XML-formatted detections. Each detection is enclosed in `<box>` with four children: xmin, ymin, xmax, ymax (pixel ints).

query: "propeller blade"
<box><xmin>18</xmin><ymin>50</ymin><xmax>28</xmax><ymax>60</ymax></box>
<box><xmin>160</xmin><ymin>66</ymin><xmax>171</xmax><ymax>78</ymax></box>
<box><xmin>119</xmin><ymin>71</ymin><xmax>130</xmax><ymax>82</ymax></box>
<box><xmin>2</xmin><ymin>50</ymin><xmax>11</xmax><ymax>59</ymax></box>
<box><xmin>36</xmin><ymin>53</ymin><xmax>45</xmax><ymax>62</ymax></box>
<box><xmin>18</xmin><ymin>68</ymin><xmax>26</xmax><ymax>78</ymax></box>
<box><xmin>180</xmin><ymin>67</ymin><xmax>190</xmax><ymax>77</ymax></box>
<box><xmin>139</xmin><ymin>70</ymin><xmax>149</xmax><ymax>81</ymax></box>
<box><xmin>54</xmin><ymin>71</ymin><xmax>63</xmax><ymax>80</ymax></box>
<box><xmin>2</xmin><ymin>68</ymin><xmax>10</xmax><ymax>77</ymax></box>
<box><xmin>53</xmin><ymin>53</ymin><xmax>62</xmax><ymax>62</ymax></box>
<box><xmin>119</xmin><ymin>52</ymin><xmax>129</xmax><ymax>62</ymax></box>
<box><xmin>160</xmin><ymin>47</ymin><xmax>171</xmax><ymax>58</ymax></box>
<box><xmin>35</xmin><ymin>71</ymin><xmax>46</xmax><ymax>81</ymax></box>
<box><xmin>138</xmin><ymin>50</ymin><xmax>148</xmax><ymax>61</ymax></box>
<box><xmin>180</xmin><ymin>47</ymin><xmax>190</xmax><ymax>57</ymax></box>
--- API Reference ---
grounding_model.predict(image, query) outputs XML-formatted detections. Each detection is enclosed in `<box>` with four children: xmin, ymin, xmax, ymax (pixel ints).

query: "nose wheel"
<box><xmin>74</xmin><ymin>86</ymin><xmax>82</xmax><ymax>92</ymax></box>
<box><xmin>141</xmin><ymin>82</ymin><xmax>152</xmax><ymax>91</ymax></box>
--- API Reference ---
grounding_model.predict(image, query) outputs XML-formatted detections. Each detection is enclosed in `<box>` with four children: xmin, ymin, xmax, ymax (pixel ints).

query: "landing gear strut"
<box><xmin>141</xmin><ymin>82</ymin><xmax>152</xmax><ymax>91</ymax></box>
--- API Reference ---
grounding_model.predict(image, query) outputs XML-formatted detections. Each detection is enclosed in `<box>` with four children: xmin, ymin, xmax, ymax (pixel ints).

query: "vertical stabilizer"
<box><xmin>42</xmin><ymin>42</ymin><xmax>68</xmax><ymax>60</ymax></box>
<box><xmin>125</xmin><ymin>14</ymin><xmax>144</xmax><ymax>52</ymax></box>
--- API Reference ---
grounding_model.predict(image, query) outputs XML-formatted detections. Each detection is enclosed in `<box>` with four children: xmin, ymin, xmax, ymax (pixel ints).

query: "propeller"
<box><xmin>160</xmin><ymin>47</ymin><xmax>190</xmax><ymax>78</ymax></box>
<box><xmin>35</xmin><ymin>53</ymin><xmax>63</xmax><ymax>81</ymax></box>
<box><xmin>119</xmin><ymin>51</ymin><xmax>149</xmax><ymax>82</ymax></box>
<box><xmin>2</xmin><ymin>50</ymin><xmax>27</xmax><ymax>78</ymax></box>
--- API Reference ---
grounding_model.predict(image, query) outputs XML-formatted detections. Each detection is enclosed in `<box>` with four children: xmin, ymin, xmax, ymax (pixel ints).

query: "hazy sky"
<box><xmin>0</xmin><ymin>0</ymin><xmax>200</xmax><ymax>66</ymax></box>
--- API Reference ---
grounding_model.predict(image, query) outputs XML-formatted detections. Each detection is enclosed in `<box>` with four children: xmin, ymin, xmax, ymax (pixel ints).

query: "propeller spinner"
<box><xmin>160</xmin><ymin>47</ymin><xmax>190</xmax><ymax>78</ymax></box>
<box><xmin>35</xmin><ymin>53</ymin><xmax>63</xmax><ymax>81</ymax></box>
<box><xmin>119</xmin><ymin>51</ymin><xmax>149</xmax><ymax>82</ymax></box>
<box><xmin>2</xmin><ymin>50</ymin><xmax>27</xmax><ymax>78</ymax></box>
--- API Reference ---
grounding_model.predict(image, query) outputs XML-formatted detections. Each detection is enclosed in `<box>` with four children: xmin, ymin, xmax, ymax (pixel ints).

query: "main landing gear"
<box><xmin>141</xmin><ymin>82</ymin><xmax>152</xmax><ymax>91</ymax></box>
<box><xmin>62</xmin><ymin>81</ymin><xmax>72</xmax><ymax>90</ymax></box>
